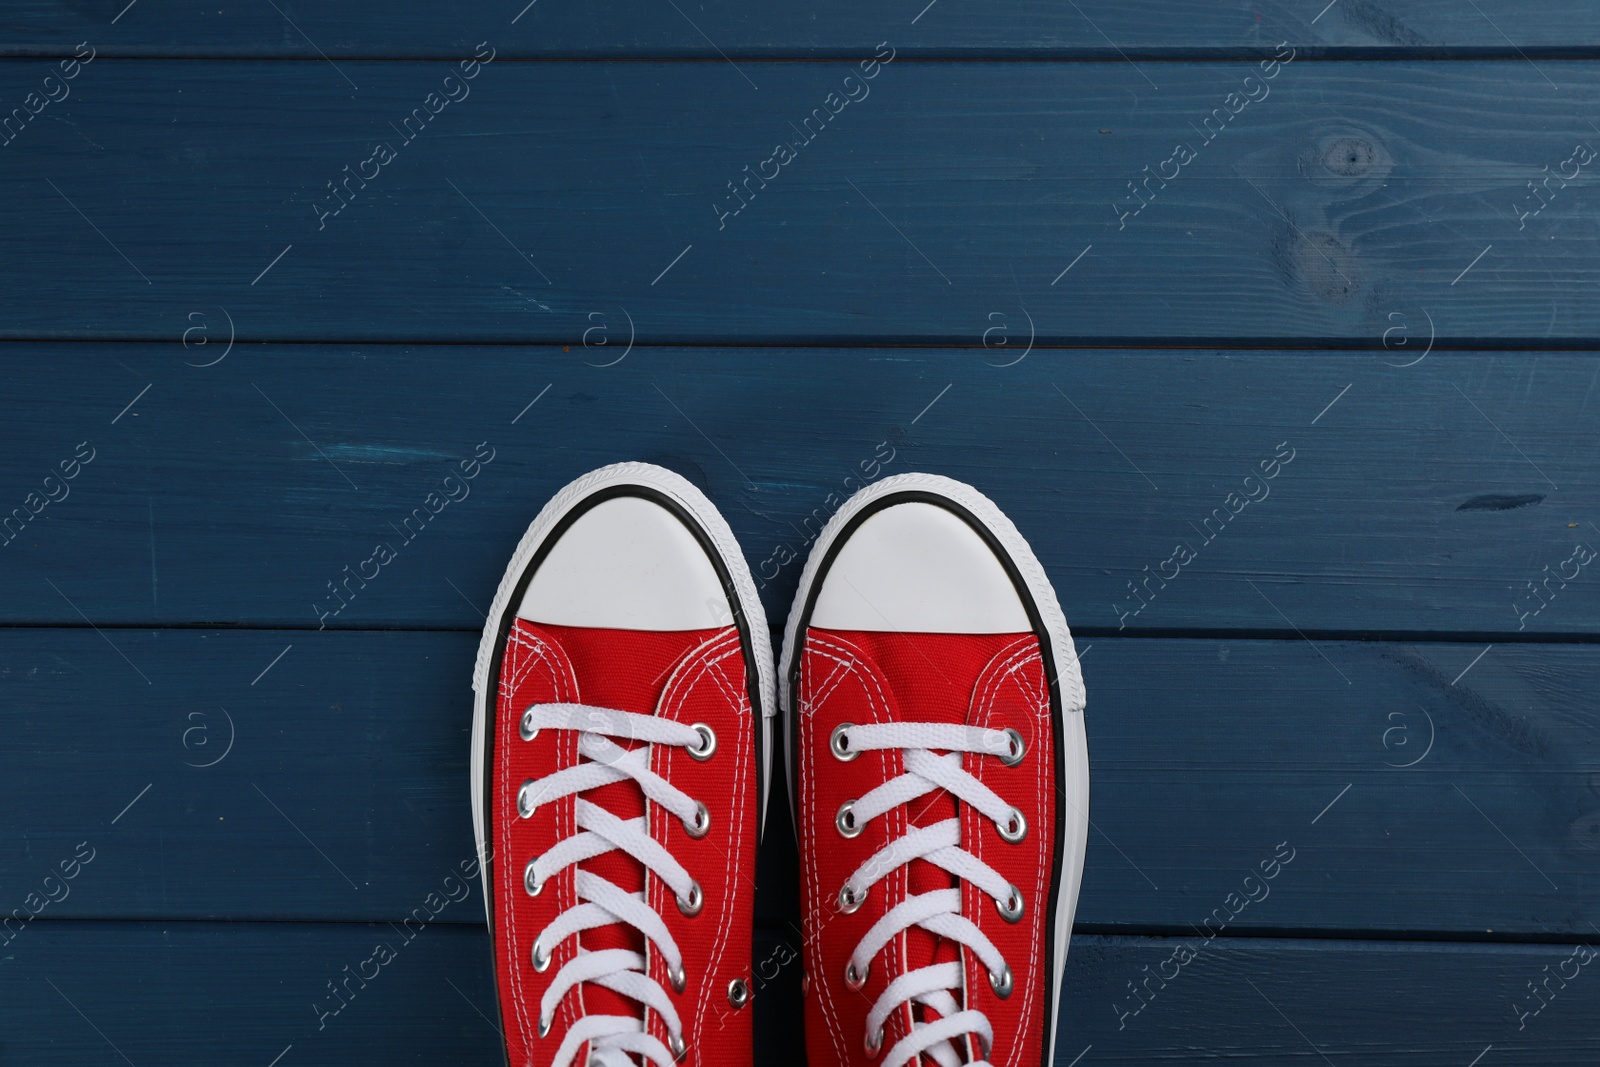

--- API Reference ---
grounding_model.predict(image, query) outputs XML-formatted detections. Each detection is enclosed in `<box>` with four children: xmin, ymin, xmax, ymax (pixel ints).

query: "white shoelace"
<box><xmin>516</xmin><ymin>702</ymin><xmax>716</xmax><ymax>1067</ymax></box>
<box><xmin>831</xmin><ymin>721</ymin><xmax>1028</xmax><ymax>1067</ymax></box>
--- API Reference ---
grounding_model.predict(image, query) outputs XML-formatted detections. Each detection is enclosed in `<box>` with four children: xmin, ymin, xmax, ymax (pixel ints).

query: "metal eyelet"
<box><xmin>844</xmin><ymin>961</ymin><xmax>868</xmax><ymax>991</ymax></box>
<box><xmin>997</xmin><ymin>884</ymin><xmax>1025</xmax><ymax>923</ymax></box>
<box><xmin>688</xmin><ymin>723</ymin><xmax>717</xmax><ymax>761</ymax></box>
<box><xmin>684</xmin><ymin>801</ymin><xmax>711</xmax><ymax>838</ymax></box>
<box><xmin>523</xmin><ymin>858</ymin><xmax>543</xmax><ymax>896</ymax></box>
<box><xmin>669</xmin><ymin>961</ymin><xmax>687</xmax><ymax>993</ymax></box>
<box><xmin>669</xmin><ymin>1032</ymin><xmax>687</xmax><ymax>1060</ymax></box>
<box><xmin>830</xmin><ymin>722</ymin><xmax>859</xmax><ymax>761</ymax></box>
<box><xmin>837</xmin><ymin>883</ymin><xmax>865</xmax><ymax>914</ymax></box>
<box><xmin>864</xmin><ymin>1025</ymin><xmax>885</xmax><ymax>1058</ymax></box>
<box><xmin>531</xmin><ymin>938</ymin><xmax>551</xmax><ymax>972</ymax></box>
<box><xmin>727</xmin><ymin>978</ymin><xmax>750</xmax><ymax>1009</ymax></box>
<box><xmin>537</xmin><ymin>1014</ymin><xmax>551</xmax><ymax>1038</ymax></box>
<box><xmin>990</xmin><ymin>963</ymin><xmax>1014</xmax><ymax>998</ymax></box>
<box><xmin>677</xmin><ymin>881</ymin><xmax>703</xmax><ymax>917</ymax></box>
<box><xmin>996</xmin><ymin>806</ymin><xmax>1028</xmax><ymax>844</ymax></box>
<box><xmin>520</xmin><ymin>708</ymin><xmax>538</xmax><ymax>741</ymax></box>
<box><xmin>517</xmin><ymin>779</ymin><xmax>538</xmax><ymax>818</ymax></box>
<box><xmin>835</xmin><ymin>799</ymin><xmax>862</xmax><ymax>839</ymax></box>
<box><xmin>1000</xmin><ymin>727</ymin><xmax>1025</xmax><ymax>766</ymax></box>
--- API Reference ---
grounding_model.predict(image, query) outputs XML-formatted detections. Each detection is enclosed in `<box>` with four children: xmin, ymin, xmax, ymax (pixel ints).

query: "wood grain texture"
<box><xmin>4</xmin><ymin>628</ymin><xmax>1595</xmax><ymax>934</ymax></box>
<box><xmin>4</xmin><ymin>1</ymin><xmax>1600</xmax><ymax>58</ymax></box>
<box><xmin>2</xmin><ymin>345</ymin><xmax>1595</xmax><ymax>634</ymax></box>
<box><xmin>2</xmin><ymin>10</ymin><xmax>1595</xmax><ymax>1059</ymax></box>
<box><xmin>2</xmin><ymin>62</ymin><xmax>1599</xmax><ymax>342</ymax></box>
<box><xmin>2</xmin><ymin>924</ymin><xmax>1595</xmax><ymax>1066</ymax></box>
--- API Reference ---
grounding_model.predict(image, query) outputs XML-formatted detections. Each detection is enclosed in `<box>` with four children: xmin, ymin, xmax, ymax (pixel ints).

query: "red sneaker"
<box><xmin>780</xmin><ymin>474</ymin><xmax>1089</xmax><ymax>1067</ymax></box>
<box><xmin>472</xmin><ymin>463</ymin><xmax>774</xmax><ymax>1067</ymax></box>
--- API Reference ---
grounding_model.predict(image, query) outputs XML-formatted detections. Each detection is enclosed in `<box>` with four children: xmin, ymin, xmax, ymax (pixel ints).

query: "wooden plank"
<box><xmin>2</xmin><ymin>345</ymin><xmax>1596</xmax><ymax>634</ymax></box>
<box><xmin>5</xmin><ymin>628</ymin><xmax>1596</xmax><ymax>935</ymax></box>
<box><xmin>2</xmin><ymin>923</ymin><xmax>1595</xmax><ymax>1065</ymax></box>
<box><xmin>2</xmin><ymin>61</ymin><xmax>1600</xmax><ymax>342</ymax></box>
<box><xmin>5</xmin><ymin>1</ymin><xmax>1600</xmax><ymax>58</ymax></box>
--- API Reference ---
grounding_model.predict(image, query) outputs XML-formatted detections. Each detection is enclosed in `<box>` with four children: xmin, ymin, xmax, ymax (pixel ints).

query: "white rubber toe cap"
<box><xmin>809</xmin><ymin>501</ymin><xmax>1029</xmax><ymax>633</ymax></box>
<box><xmin>517</xmin><ymin>495</ymin><xmax>730</xmax><ymax>630</ymax></box>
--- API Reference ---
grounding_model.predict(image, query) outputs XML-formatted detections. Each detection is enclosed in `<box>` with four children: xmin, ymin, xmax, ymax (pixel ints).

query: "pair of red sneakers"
<box><xmin>470</xmin><ymin>464</ymin><xmax>1089</xmax><ymax>1067</ymax></box>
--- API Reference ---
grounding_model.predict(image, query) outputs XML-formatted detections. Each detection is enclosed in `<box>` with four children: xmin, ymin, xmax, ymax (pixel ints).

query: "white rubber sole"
<box><xmin>470</xmin><ymin>462</ymin><xmax>777</xmax><ymax>918</ymax></box>
<box><xmin>777</xmin><ymin>472</ymin><xmax>1089</xmax><ymax>1067</ymax></box>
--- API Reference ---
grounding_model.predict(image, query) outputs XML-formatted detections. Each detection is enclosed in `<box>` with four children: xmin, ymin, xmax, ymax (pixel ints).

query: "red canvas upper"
<box><xmin>491</xmin><ymin>618</ymin><xmax>756</xmax><ymax>1067</ymax></box>
<box><xmin>797</xmin><ymin>628</ymin><xmax>1057</xmax><ymax>1067</ymax></box>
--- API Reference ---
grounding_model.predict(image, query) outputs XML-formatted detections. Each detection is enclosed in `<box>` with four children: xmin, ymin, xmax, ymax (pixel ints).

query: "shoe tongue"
<box><xmin>534</xmin><ymin>624</ymin><xmax>724</xmax><ymax>1025</ymax></box>
<box><xmin>817</xmin><ymin>629</ymin><xmax>1028</xmax><ymax>1058</ymax></box>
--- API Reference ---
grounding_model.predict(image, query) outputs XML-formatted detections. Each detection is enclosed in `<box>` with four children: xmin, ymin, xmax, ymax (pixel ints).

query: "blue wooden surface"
<box><xmin>1</xmin><ymin>346</ymin><xmax>1595</xmax><ymax>635</ymax></box>
<box><xmin>3</xmin><ymin>4</ymin><xmax>1597</xmax><ymax>1064</ymax></box>
<box><xmin>5</xmin><ymin>1</ymin><xmax>1600</xmax><ymax>57</ymax></box>
<box><xmin>6</xmin><ymin>628</ymin><xmax>1597</xmax><ymax>932</ymax></box>
<box><xmin>4</xmin><ymin>925</ymin><xmax>1598</xmax><ymax>1065</ymax></box>
<box><xmin>2</xmin><ymin>61</ymin><xmax>1600</xmax><ymax>343</ymax></box>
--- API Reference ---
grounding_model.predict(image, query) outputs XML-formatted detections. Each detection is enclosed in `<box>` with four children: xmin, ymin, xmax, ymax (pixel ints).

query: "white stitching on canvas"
<box><xmin>804</xmin><ymin>634</ymin><xmax>912</xmax><ymax>1061</ymax></box>
<box><xmin>655</xmin><ymin>631</ymin><xmax>749</xmax><ymax>1048</ymax></box>
<box><xmin>969</xmin><ymin>638</ymin><xmax>1047</xmax><ymax>1059</ymax></box>
<box><xmin>497</xmin><ymin>626</ymin><xmax>568</xmax><ymax>1055</ymax></box>
<box><xmin>799</xmin><ymin>638</ymin><xmax>855</xmax><ymax>1067</ymax></box>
